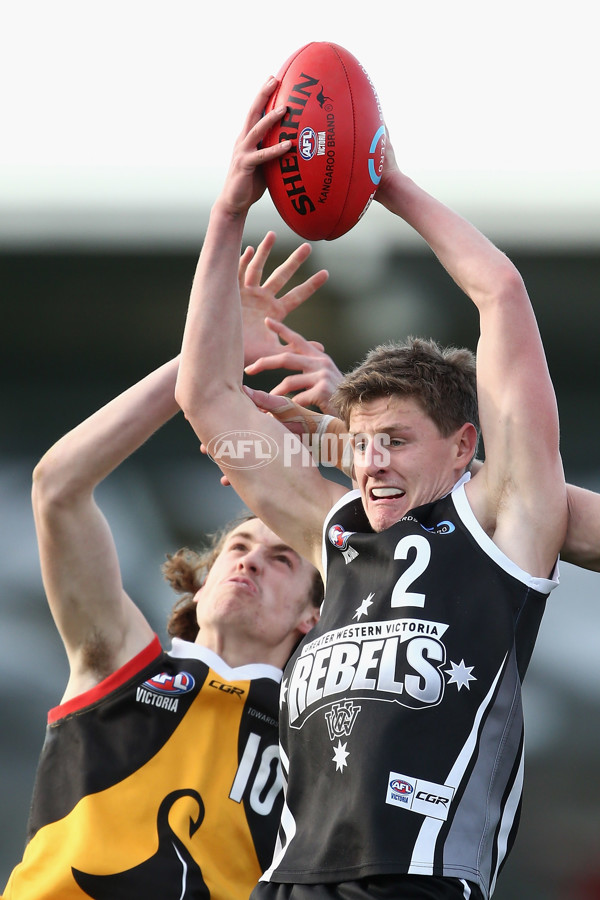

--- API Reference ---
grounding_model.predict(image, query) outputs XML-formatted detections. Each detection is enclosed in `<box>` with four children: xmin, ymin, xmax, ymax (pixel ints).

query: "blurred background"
<box><xmin>1</xmin><ymin>1</ymin><xmax>599</xmax><ymax>896</ymax></box>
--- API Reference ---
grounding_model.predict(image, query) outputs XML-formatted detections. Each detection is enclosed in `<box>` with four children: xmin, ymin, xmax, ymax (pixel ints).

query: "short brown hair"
<box><xmin>163</xmin><ymin>514</ymin><xmax>323</xmax><ymax>642</ymax></box>
<box><xmin>332</xmin><ymin>337</ymin><xmax>480</xmax><ymax>446</ymax></box>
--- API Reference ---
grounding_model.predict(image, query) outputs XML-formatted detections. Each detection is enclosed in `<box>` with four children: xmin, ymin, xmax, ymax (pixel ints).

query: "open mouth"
<box><xmin>370</xmin><ymin>487</ymin><xmax>405</xmax><ymax>500</ymax></box>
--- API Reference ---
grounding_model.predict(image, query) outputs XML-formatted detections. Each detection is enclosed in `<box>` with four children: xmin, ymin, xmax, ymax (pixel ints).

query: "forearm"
<box><xmin>33</xmin><ymin>357</ymin><xmax>180</xmax><ymax>505</ymax></box>
<box><xmin>378</xmin><ymin>170</ymin><xmax>520</xmax><ymax>309</ymax></box>
<box><xmin>176</xmin><ymin>201</ymin><xmax>247</xmax><ymax>437</ymax></box>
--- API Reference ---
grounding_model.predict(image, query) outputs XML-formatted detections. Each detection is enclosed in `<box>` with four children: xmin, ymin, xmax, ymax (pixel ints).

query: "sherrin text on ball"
<box><xmin>263</xmin><ymin>42</ymin><xmax>386</xmax><ymax>241</ymax></box>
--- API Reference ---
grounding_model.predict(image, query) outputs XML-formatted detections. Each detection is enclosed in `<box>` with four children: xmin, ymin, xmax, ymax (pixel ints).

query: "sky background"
<box><xmin>2</xmin><ymin>0</ymin><xmax>599</xmax><ymax>246</ymax></box>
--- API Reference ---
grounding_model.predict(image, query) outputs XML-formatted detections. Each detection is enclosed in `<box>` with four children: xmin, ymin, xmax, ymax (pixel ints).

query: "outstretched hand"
<box><xmin>240</xmin><ymin>231</ymin><xmax>329</xmax><ymax>367</ymax></box>
<box><xmin>245</xmin><ymin>316</ymin><xmax>343</xmax><ymax>415</ymax></box>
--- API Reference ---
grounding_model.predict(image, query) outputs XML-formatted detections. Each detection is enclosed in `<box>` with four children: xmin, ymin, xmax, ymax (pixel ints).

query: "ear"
<box><xmin>455</xmin><ymin>422</ymin><xmax>478</xmax><ymax>468</ymax></box>
<box><xmin>297</xmin><ymin>605</ymin><xmax>320</xmax><ymax>636</ymax></box>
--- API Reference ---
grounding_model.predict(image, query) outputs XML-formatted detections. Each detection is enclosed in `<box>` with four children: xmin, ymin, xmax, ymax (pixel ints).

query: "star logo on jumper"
<box><xmin>444</xmin><ymin>659</ymin><xmax>476</xmax><ymax>691</ymax></box>
<box><xmin>353</xmin><ymin>592</ymin><xmax>374</xmax><ymax>621</ymax></box>
<box><xmin>332</xmin><ymin>740</ymin><xmax>349</xmax><ymax>772</ymax></box>
<box><xmin>280</xmin><ymin>677</ymin><xmax>288</xmax><ymax>709</ymax></box>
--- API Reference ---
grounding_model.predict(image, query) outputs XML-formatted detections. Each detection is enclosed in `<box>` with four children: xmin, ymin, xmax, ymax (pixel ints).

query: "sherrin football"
<box><xmin>262</xmin><ymin>42</ymin><xmax>386</xmax><ymax>241</ymax></box>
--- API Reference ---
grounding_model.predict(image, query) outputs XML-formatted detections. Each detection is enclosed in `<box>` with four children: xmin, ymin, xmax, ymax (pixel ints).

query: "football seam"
<box><xmin>328</xmin><ymin>45</ymin><xmax>357</xmax><ymax>240</ymax></box>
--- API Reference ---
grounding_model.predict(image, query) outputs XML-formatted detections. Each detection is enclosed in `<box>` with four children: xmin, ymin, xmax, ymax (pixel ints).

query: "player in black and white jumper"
<box><xmin>175</xmin><ymin>77</ymin><xmax>569</xmax><ymax>900</ymax></box>
<box><xmin>1</xmin><ymin>234</ymin><xmax>328</xmax><ymax>900</ymax></box>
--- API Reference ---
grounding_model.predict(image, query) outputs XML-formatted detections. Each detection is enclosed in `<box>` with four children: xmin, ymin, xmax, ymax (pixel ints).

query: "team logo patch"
<box><xmin>325</xmin><ymin>700</ymin><xmax>362</xmax><ymax>741</ymax></box>
<box><xmin>386</xmin><ymin>771</ymin><xmax>454</xmax><ymax>821</ymax></box>
<box><xmin>328</xmin><ymin>524</ymin><xmax>352</xmax><ymax>549</ymax></box>
<box><xmin>328</xmin><ymin>524</ymin><xmax>358</xmax><ymax>563</ymax></box>
<box><xmin>142</xmin><ymin>671</ymin><xmax>196</xmax><ymax>696</ymax></box>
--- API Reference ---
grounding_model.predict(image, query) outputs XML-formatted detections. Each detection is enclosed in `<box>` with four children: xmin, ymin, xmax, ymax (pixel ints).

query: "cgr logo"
<box><xmin>206</xmin><ymin>430</ymin><xmax>278</xmax><ymax>470</ymax></box>
<box><xmin>209</xmin><ymin>679</ymin><xmax>245</xmax><ymax>698</ymax></box>
<box><xmin>416</xmin><ymin>791</ymin><xmax>450</xmax><ymax>808</ymax></box>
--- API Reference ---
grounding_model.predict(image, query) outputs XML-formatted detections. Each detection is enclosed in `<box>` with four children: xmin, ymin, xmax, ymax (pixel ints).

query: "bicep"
<box><xmin>476</xmin><ymin>281</ymin><xmax>561</xmax><ymax>499</ymax></box>
<box><xmin>561</xmin><ymin>484</ymin><xmax>600</xmax><ymax>571</ymax></box>
<box><xmin>33</xmin><ymin>484</ymin><xmax>153</xmax><ymax>674</ymax></box>
<box><xmin>473</xmin><ymin>281</ymin><xmax>565</xmax><ymax>572</ymax></box>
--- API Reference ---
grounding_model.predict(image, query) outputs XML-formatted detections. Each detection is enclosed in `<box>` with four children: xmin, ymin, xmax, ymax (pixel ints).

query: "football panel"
<box><xmin>263</xmin><ymin>42</ymin><xmax>369</xmax><ymax>240</ymax></box>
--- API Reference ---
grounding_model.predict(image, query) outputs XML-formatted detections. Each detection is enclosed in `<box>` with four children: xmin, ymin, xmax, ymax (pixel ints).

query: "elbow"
<box><xmin>175</xmin><ymin>369</ymin><xmax>240</xmax><ymax>434</ymax></box>
<box><xmin>476</xmin><ymin>262</ymin><xmax>528</xmax><ymax>318</ymax></box>
<box><xmin>173</xmin><ymin>379</ymin><xmax>188</xmax><ymax>419</ymax></box>
<box><xmin>493</xmin><ymin>258</ymin><xmax>527</xmax><ymax>306</ymax></box>
<box><xmin>32</xmin><ymin>453</ymin><xmax>55</xmax><ymax>508</ymax></box>
<box><xmin>174</xmin><ymin>368</ymin><xmax>201</xmax><ymax>423</ymax></box>
<box><xmin>32</xmin><ymin>453</ymin><xmax>62</xmax><ymax>516</ymax></box>
<box><xmin>31</xmin><ymin>450</ymin><xmax>86</xmax><ymax>522</ymax></box>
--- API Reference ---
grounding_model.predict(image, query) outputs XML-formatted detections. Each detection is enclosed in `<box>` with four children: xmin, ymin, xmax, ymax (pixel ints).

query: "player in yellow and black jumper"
<box><xmin>1</xmin><ymin>234</ymin><xmax>330</xmax><ymax>900</ymax></box>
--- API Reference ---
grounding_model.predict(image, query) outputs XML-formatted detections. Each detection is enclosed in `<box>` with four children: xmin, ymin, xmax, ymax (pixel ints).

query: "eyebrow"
<box><xmin>229</xmin><ymin>532</ymin><xmax>301</xmax><ymax>563</ymax></box>
<box><xmin>349</xmin><ymin>425</ymin><xmax>414</xmax><ymax>438</ymax></box>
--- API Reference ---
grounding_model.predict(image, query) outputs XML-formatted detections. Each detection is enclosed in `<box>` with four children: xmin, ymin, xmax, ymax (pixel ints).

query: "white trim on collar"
<box><xmin>168</xmin><ymin>637</ymin><xmax>283</xmax><ymax>683</ymax></box>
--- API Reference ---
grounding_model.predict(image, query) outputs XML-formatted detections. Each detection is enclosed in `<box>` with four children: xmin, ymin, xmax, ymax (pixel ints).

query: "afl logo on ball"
<box><xmin>299</xmin><ymin>127</ymin><xmax>317</xmax><ymax>161</ymax></box>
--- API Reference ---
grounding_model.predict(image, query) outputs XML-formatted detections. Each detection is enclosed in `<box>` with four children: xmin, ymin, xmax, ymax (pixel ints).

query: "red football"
<box><xmin>262</xmin><ymin>42</ymin><xmax>386</xmax><ymax>241</ymax></box>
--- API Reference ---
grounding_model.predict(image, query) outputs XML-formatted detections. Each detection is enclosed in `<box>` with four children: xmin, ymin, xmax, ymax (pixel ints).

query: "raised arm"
<box><xmin>375</xmin><ymin>140</ymin><xmax>566</xmax><ymax>576</ymax></box>
<box><xmin>176</xmin><ymin>79</ymin><xmax>346</xmax><ymax>570</ymax></box>
<box><xmin>32</xmin><ymin>360</ymin><xmax>179</xmax><ymax>702</ymax></box>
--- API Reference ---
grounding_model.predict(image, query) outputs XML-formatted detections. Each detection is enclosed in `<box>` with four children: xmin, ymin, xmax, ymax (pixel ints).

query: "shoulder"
<box><xmin>51</xmin><ymin>635</ymin><xmax>163</xmax><ymax>722</ymax></box>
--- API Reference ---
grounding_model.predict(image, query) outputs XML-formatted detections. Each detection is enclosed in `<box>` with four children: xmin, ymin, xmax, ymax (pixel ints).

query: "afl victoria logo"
<box><xmin>390</xmin><ymin>778</ymin><xmax>413</xmax><ymax>795</ymax></box>
<box><xmin>299</xmin><ymin>127</ymin><xmax>317</xmax><ymax>160</ymax></box>
<box><xmin>143</xmin><ymin>672</ymin><xmax>196</xmax><ymax>696</ymax></box>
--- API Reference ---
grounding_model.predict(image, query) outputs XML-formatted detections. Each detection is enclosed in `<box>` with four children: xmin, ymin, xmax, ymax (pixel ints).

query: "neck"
<box><xmin>194</xmin><ymin>630</ymin><xmax>289</xmax><ymax>671</ymax></box>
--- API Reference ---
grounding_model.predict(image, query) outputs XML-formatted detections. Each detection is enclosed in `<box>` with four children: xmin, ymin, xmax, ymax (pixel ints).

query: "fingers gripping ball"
<box><xmin>263</xmin><ymin>42</ymin><xmax>386</xmax><ymax>241</ymax></box>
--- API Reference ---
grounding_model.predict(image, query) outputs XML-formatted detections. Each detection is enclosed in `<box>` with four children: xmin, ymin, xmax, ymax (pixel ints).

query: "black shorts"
<box><xmin>251</xmin><ymin>875</ymin><xmax>484</xmax><ymax>900</ymax></box>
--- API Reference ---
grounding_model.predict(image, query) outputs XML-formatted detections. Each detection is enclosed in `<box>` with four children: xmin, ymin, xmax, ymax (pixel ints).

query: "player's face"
<box><xmin>350</xmin><ymin>395</ymin><xmax>467</xmax><ymax>533</ymax></box>
<box><xmin>195</xmin><ymin>518</ymin><xmax>319</xmax><ymax>659</ymax></box>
